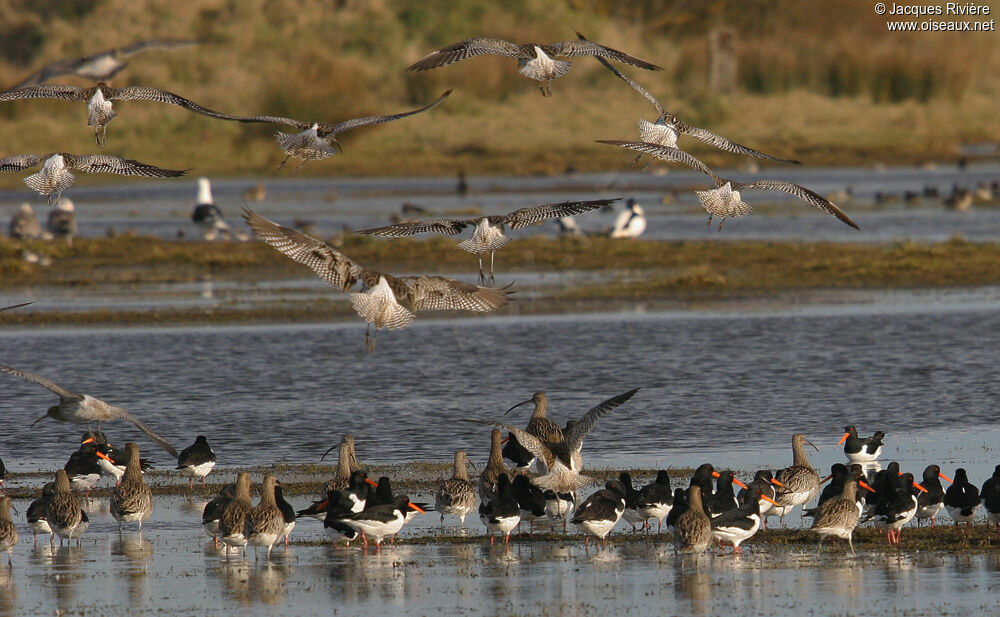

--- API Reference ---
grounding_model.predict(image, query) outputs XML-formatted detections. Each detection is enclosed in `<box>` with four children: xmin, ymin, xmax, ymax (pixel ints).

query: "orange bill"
<box><xmin>500</xmin><ymin>437</ymin><xmax>510</xmax><ymax>445</ymax></box>
<box><xmin>82</xmin><ymin>437</ymin><xmax>95</xmax><ymax>445</ymax></box>
<box><xmin>939</xmin><ymin>472</ymin><xmax>954</xmax><ymax>484</ymax></box>
<box><xmin>858</xmin><ymin>480</ymin><xmax>875</xmax><ymax>492</ymax></box>
<box><xmin>95</xmin><ymin>451</ymin><xmax>113</xmax><ymax>463</ymax></box>
<box><xmin>408</xmin><ymin>502</ymin><xmax>427</xmax><ymax>514</ymax></box>
<box><xmin>365</xmin><ymin>478</ymin><xmax>379</xmax><ymax>488</ymax></box>
<box><xmin>838</xmin><ymin>432</ymin><xmax>850</xmax><ymax>445</ymax></box>
<box><xmin>770</xmin><ymin>478</ymin><xmax>787</xmax><ymax>488</ymax></box>
<box><xmin>912</xmin><ymin>481</ymin><xmax>929</xmax><ymax>493</ymax></box>
<box><xmin>762</xmin><ymin>495</ymin><xmax>781</xmax><ymax>506</ymax></box>
<box><xmin>732</xmin><ymin>478</ymin><xmax>748</xmax><ymax>490</ymax></box>
<box><xmin>820</xmin><ymin>474</ymin><xmax>834</xmax><ymax>484</ymax></box>
<box><xmin>711</xmin><ymin>471</ymin><xmax>721</xmax><ymax>479</ymax></box>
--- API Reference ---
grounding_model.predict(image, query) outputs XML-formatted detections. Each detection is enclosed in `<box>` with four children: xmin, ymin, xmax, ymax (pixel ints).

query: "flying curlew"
<box><xmin>408</xmin><ymin>34</ymin><xmax>661</xmax><ymax>97</ymax></box>
<box><xmin>356</xmin><ymin>198</ymin><xmax>618</xmax><ymax>285</ymax></box>
<box><xmin>244</xmin><ymin>208</ymin><xmax>514</xmax><ymax>351</ymax></box>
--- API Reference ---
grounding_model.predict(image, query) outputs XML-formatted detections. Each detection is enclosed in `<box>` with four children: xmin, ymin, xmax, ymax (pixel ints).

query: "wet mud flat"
<box><xmin>2</xmin><ymin>493</ymin><xmax>999</xmax><ymax>617</ymax></box>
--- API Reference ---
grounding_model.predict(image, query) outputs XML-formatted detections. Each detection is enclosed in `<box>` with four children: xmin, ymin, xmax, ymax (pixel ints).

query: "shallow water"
<box><xmin>1</xmin><ymin>496</ymin><xmax>999</xmax><ymax>617</ymax></box>
<box><xmin>2</xmin><ymin>164</ymin><xmax>1000</xmax><ymax>242</ymax></box>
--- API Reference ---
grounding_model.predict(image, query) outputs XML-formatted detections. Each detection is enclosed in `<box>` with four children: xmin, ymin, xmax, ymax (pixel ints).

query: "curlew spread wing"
<box><xmin>408</xmin><ymin>38</ymin><xmax>523</xmax><ymax>71</ymax></box>
<box><xmin>0</xmin><ymin>301</ymin><xmax>33</xmax><ymax>312</ymax></box>
<box><xmin>392</xmin><ymin>275</ymin><xmax>513</xmax><ymax>313</ymax></box>
<box><xmin>355</xmin><ymin>219</ymin><xmax>470</xmax><ymax>237</ymax></box>
<box><xmin>674</xmin><ymin>121</ymin><xmax>802</xmax><ymax>165</ymax></box>
<box><xmin>595</xmin><ymin>140</ymin><xmax>718</xmax><ymax>179</ymax></box>
<box><xmin>577</xmin><ymin>32</ymin><xmax>666</xmax><ymax>115</ymax></box>
<box><xmin>467</xmin><ymin>420</ymin><xmax>553</xmax><ymax>467</ymax></box>
<box><xmin>735</xmin><ymin>180</ymin><xmax>859</xmax><ymax>229</ymax></box>
<box><xmin>551</xmin><ymin>37</ymin><xmax>661</xmax><ymax>71</ymax></box>
<box><xmin>324</xmin><ymin>90</ymin><xmax>452</xmax><ymax>135</ymax></box>
<box><xmin>243</xmin><ymin>208</ymin><xmax>362</xmax><ymax>290</ymax></box>
<box><xmin>0</xmin><ymin>363</ymin><xmax>77</xmax><ymax>399</ymax></box>
<box><xmin>108</xmin><ymin>86</ymin><xmax>241</xmax><ymax>120</ymax></box>
<box><xmin>0</xmin><ymin>154</ymin><xmax>43</xmax><ymax>172</ymax></box>
<box><xmin>564</xmin><ymin>388</ymin><xmax>640</xmax><ymax>454</ymax></box>
<box><xmin>66</xmin><ymin>154</ymin><xmax>187</xmax><ymax>178</ymax></box>
<box><xmin>0</xmin><ymin>85</ymin><xmax>88</xmax><ymax>102</ymax></box>
<box><xmin>117</xmin><ymin>408</ymin><xmax>178</xmax><ymax>456</ymax></box>
<box><xmin>499</xmin><ymin>198</ymin><xmax>620</xmax><ymax>230</ymax></box>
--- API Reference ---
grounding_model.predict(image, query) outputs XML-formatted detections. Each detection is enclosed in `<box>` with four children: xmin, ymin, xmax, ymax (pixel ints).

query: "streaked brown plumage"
<box><xmin>46</xmin><ymin>470</ymin><xmax>87</xmax><ymax>546</ymax></box>
<box><xmin>321</xmin><ymin>434</ymin><xmax>362</xmax><ymax>495</ymax></box>
<box><xmin>244</xmin><ymin>208</ymin><xmax>514</xmax><ymax>351</ymax></box>
<box><xmin>0</xmin><ymin>496</ymin><xmax>18</xmax><ymax>567</ymax></box>
<box><xmin>479</xmin><ymin>429</ymin><xmax>512</xmax><ymax>502</ymax></box>
<box><xmin>673</xmin><ymin>485</ymin><xmax>712</xmax><ymax>554</ymax></box>
<box><xmin>219</xmin><ymin>472</ymin><xmax>253</xmax><ymax>557</ymax></box>
<box><xmin>109</xmin><ymin>442</ymin><xmax>153</xmax><ymax>531</ymax></box>
<box><xmin>0</xmin><ymin>81</ymin><xmax>239</xmax><ymax>146</ymax></box>
<box><xmin>227</xmin><ymin>91</ymin><xmax>452</xmax><ymax>171</ymax></box>
<box><xmin>408</xmin><ymin>34</ymin><xmax>661</xmax><ymax>97</ymax></box>
<box><xmin>505</xmin><ymin>392</ymin><xmax>564</xmax><ymax>445</ymax></box>
<box><xmin>811</xmin><ymin>476</ymin><xmax>864</xmax><ymax>554</ymax></box>
<box><xmin>435</xmin><ymin>450</ymin><xmax>477</xmax><ymax>525</ymax></box>
<box><xmin>0</xmin><ymin>363</ymin><xmax>177</xmax><ymax>456</ymax></box>
<box><xmin>595</xmin><ymin>140</ymin><xmax>859</xmax><ymax>231</ymax></box>
<box><xmin>774</xmin><ymin>433</ymin><xmax>821</xmax><ymax>526</ymax></box>
<box><xmin>248</xmin><ymin>475</ymin><xmax>285</xmax><ymax>561</ymax></box>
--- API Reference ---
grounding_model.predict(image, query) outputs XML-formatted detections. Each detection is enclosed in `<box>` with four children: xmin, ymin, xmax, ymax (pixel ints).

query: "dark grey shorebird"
<box><xmin>408</xmin><ymin>34</ymin><xmax>661</xmax><ymax>97</ymax></box>
<box><xmin>0</xmin><ymin>363</ymin><xmax>177</xmax><ymax>456</ymax></box>
<box><xmin>244</xmin><ymin>208</ymin><xmax>513</xmax><ymax>351</ymax></box>
<box><xmin>356</xmin><ymin>199</ymin><xmax>618</xmax><ymax>285</ymax></box>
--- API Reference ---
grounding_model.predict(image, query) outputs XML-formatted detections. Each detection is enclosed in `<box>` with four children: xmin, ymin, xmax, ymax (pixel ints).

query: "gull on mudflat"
<box><xmin>243</xmin><ymin>208</ymin><xmax>514</xmax><ymax>351</ymax></box>
<box><xmin>0</xmin><ymin>153</ymin><xmax>186</xmax><ymax>205</ymax></box>
<box><xmin>577</xmin><ymin>31</ymin><xmax>799</xmax><ymax>166</ymax></box>
<box><xmin>226</xmin><ymin>91</ymin><xmax>452</xmax><ymax>172</ymax></box>
<box><xmin>356</xmin><ymin>198</ymin><xmax>617</xmax><ymax>285</ymax></box>
<box><xmin>596</xmin><ymin>140</ymin><xmax>859</xmax><ymax>230</ymax></box>
<box><xmin>408</xmin><ymin>34</ymin><xmax>660</xmax><ymax>97</ymax></box>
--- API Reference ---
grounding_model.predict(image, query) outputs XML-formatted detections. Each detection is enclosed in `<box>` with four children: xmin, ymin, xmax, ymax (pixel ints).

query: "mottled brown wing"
<box><xmin>115</xmin><ymin>39</ymin><xmax>200</xmax><ymax>58</ymax></box>
<box><xmin>109</xmin><ymin>86</ymin><xmax>242</xmax><ymax>120</ymax></box>
<box><xmin>355</xmin><ymin>219</ymin><xmax>470</xmax><ymax>237</ymax></box>
<box><xmin>407</xmin><ymin>38</ymin><xmax>522</xmax><ymax>71</ymax></box>
<box><xmin>67</xmin><ymin>155</ymin><xmax>187</xmax><ymax>178</ymax></box>
<box><xmin>0</xmin><ymin>85</ymin><xmax>88</xmax><ymax>102</ymax></box>
<box><xmin>465</xmin><ymin>420</ymin><xmax>553</xmax><ymax>466</ymax></box>
<box><xmin>737</xmin><ymin>180</ymin><xmax>859</xmax><ymax>229</ymax></box>
<box><xmin>550</xmin><ymin>38</ymin><xmax>661</xmax><ymax>71</ymax></box>
<box><xmin>396</xmin><ymin>276</ymin><xmax>513</xmax><ymax>313</ymax></box>
<box><xmin>501</xmin><ymin>198</ymin><xmax>619</xmax><ymax>230</ymax></box>
<box><xmin>325</xmin><ymin>90</ymin><xmax>452</xmax><ymax>135</ymax></box>
<box><xmin>0</xmin><ymin>154</ymin><xmax>43</xmax><ymax>172</ymax></box>
<box><xmin>564</xmin><ymin>388</ymin><xmax>640</xmax><ymax>454</ymax></box>
<box><xmin>577</xmin><ymin>32</ymin><xmax>666</xmax><ymax>115</ymax></box>
<box><xmin>0</xmin><ymin>363</ymin><xmax>78</xmax><ymax>399</ymax></box>
<box><xmin>118</xmin><ymin>409</ymin><xmax>178</xmax><ymax>456</ymax></box>
<box><xmin>595</xmin><ymin>140</ymin><xmax>718</xmax><ymax>179</ymax></box>
<box><xmin>676</xmin><ymin>122</ymin><xmax>802</xmax><ymax>165</ymax></box>
<box><xmin>243</xmin><ymin>208</ymin><xmax>361</xmax><ymax>290</ymax></box>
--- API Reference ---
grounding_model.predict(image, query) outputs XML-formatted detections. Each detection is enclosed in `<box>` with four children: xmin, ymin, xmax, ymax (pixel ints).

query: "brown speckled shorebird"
<box><xmin>0</xmin><ymin>363</ymin><xmax>177</xmax><ymax>456</ymax></box>
<box><xmin>46</xmin><ymin>470</ymin><xmax>88</xmax><ymax>547</ymax></box>
<box><xmin>0</xmin><ymin>153</ymin><xmax>187</xmax><ymax>206</ymax></box>
<box><xmin>578</xmin><ymin>31</ymin><xmax>800</xmax><ymax>167</ymax></box>
<box><xmin>110</xmin><ymin>443</ymin><xmax>153</xmax><ymax>532</ymax></box>
<box><xmin>595</xmin><ymin>141</ymin><xmax>860</xmax><ymax>231</ymax></box>
<box><xmin>248</xmin><ymin>475</ymin><xmax>285</xmax><ymax>561</ymax></box>
<box><xmin>673</xmin><ymin>485</ymin><xmax>712</xmax><ymax>554</ymax></box>
<box><xmin>502</xmin><ymin>391</ymin><xmax>565</xmax><ymax>473</ymax></box>
<box><xmin>435</xmin><ymin>450</ymin><xmax>477</xmax><ymax>526</ymax></box>
<box><xmin>244</xmin><ymin>208</ymin><xmax>514</xmax><ymax>351</ymax></box>
<box><xmin>811</xmin><ymin>473</ymin><xmax>872</xmax><ymax>554</ymax></box>
<box><xmin>0</xmin><ymin>496</ymin><xmax>17</xmax><ymax>567</ymax></box>
<box><xmin>471</xmin><ymin>389</ymin><xmax>640</xmax><ymax>492</ymax></box>
<box><xmin>227</xmin><ymin>90</ymin><xmax>452</xmax><ymax>172</ymax></box>
<box><xmin>774</xmin><ymin>433</ymin><xmax>822</xmax><ymax>527</ymax></box>
<box><xmin>320</xmin><ymin>434</ymin><xmax>362</xmax><ymax>494</ymax></box>
<box><xmin>408</xmin><ymin>34</ymin><xmax>661</xmax><ymax>97</ymax></box>
<box><xmin>479</xmin><ymin>429</ymin><xmax>513</xmax><ymax>502</ymax></box>
<box><xmin>357</xmin><ymin>199</ymin><xmax>618</xmax><ymax>286</ymax></box>
<box><xmin>11</xmin><ymin>39</ymin><xmax>199</xmax><ymax>89</ymax></box>
<box><xmin>219</xmin><ymin>472</ymin><xmax>253</xmax><ymax>558</ymax></box>
<box><xmin>0</xmin><ymin>82</ymin><xmax>240</xmax><ymax>147</ymax></box>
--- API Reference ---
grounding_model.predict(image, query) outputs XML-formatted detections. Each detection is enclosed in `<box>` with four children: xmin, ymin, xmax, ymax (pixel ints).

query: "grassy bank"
<box><xmin>0</xmin><ymin>1</ymin><xmax>996</xmax><ymax>177</ymax></box>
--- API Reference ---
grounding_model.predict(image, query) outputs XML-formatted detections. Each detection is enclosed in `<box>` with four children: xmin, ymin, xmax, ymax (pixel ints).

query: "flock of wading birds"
<box><xmin>0</xmin><ymin>33</ymin><xmax>938</xmax><ymax>565</ymax></box>
<box><xmin>0</xmin><ymin>32</ymin><xmax>862</xmax><ymax>349</ymax></box>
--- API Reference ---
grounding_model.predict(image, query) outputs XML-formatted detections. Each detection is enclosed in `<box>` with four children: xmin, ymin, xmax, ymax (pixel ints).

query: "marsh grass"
<box><xmin>0</xmin><ymin>0</ymin><xmax>996</xmax><ymax>178</ymax></box>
